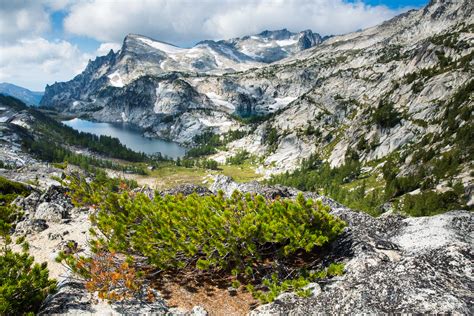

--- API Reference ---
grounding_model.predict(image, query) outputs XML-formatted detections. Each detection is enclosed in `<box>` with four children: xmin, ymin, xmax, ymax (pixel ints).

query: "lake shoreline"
<box><xmin>62</xmin><ymin>118</ymin><xmax>187</xmax><ymax>159</ymax></box>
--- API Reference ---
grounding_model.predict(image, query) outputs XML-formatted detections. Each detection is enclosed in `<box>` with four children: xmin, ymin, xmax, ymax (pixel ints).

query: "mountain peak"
<box><xmin>124</xmin><ymin>33</ymin><xmax>143</xmax><ymax>40</ymax></box>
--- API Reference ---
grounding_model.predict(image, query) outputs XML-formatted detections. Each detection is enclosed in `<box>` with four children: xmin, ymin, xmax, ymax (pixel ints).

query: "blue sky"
<box><xmin>49</xmin><ymin>11</ymin><xmax>100</xmax><ymax>54</ymax></box>
<box><xmin>0</xmin><ymin>0</ymin><xmax>428</xmax><ymax>90</ymax></box>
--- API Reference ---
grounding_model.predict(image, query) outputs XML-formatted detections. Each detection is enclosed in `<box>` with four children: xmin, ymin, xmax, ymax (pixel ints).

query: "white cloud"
<box><xmin>64</xmin><ymin>0</ymin><xmax>402</xmax><ymax>46</ymax></box>
<box><xmin>0</xmin><ymin>0</ymin><xmax>91</xmax><ymax>90</ymax></box>
<box><xmin>0</xmin><ymin>38</ymin><xmax>91</xmax><ymax>91</ymax></box>
<box><xmin>205</xmin><ymin>1</ymin><xmax>400</xmax><ymax>39</ymax></box>
<box><xmin>0</xmin><ymin>37</ymin><xmax>123</xmax><ymax>91</ymax></box>
<box><xmin>0</xmin><ymin>0</ymin><xmax>50</xmax><ymax>44</ymax></box>
<box><xmin>41</xmin><ymin>0</ymin><xmax>75</xmax><ymax>11</ymax></box>
<box><xmin>96</xmin><ymin>42</ymin><xmax>122</xmax><ymax>56</ymax></box>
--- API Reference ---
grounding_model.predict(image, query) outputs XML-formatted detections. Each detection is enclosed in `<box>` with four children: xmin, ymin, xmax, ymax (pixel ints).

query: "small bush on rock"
<box><xmin>60</xmin><ymin>174</ymin><xmax>346</xmax><ymax>303</ymax></box>
<box><xmin>401</xmin><ymin>190</ymin><xmax>465</xmax><ymax>216</ymax></box>
<box><xmin>0</xmin><ymin>176</ymin><xmax>29</xmax><ymax>227</ymax></box>
<box><xmin>372</xmin><ymin>99</ymin><xmax>400</xmax><ymax>129</ymax></box>
<box><xmin>226</xmin><ymin>150</ymin><xmax>250</xmax><ymax>165</ymax></box>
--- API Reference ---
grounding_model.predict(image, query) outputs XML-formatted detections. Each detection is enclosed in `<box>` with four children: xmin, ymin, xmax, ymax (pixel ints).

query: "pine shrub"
<box><xmin>0</xmin><ymin>249</ymin><xmax>56</xmax><ymax>315</ymax></box>
<box><xmin>372</xmin><ymin>100</ymin><xmax>400</xmax><ymax>129</ymax></box>
<box><xmin>226</xmin><ymin>150</ymin><xmax>250</xmax><ymax>165</ymax></box>
<box><xmin>401</xmin><ymin>190</ymin><xmax>466</xmax><ymax>216</ymax></box>
<box><xmin>61</xmin><ymin>174</ymin><xmax>346</xmax><ymax>303</ymax></box>
<box><xmin>0</xmin><ymin>176</ymin><xmax>29</xmax><ymax>227</ymax></box>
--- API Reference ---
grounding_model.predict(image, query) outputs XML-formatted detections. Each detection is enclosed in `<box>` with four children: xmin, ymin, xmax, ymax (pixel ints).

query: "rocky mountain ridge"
<box><xmin>40</xmin><ymin>28</ymin><xmax>324</xmax><ymax>144</ymax></box>
<box><xmin>41</xmin><ymin>0</ymin><xmax>472</xmax><ymax>148</ymax></box>
<box><xmin>40</xmin><ymin>28</ymin><xmax>323</xmax><ymax>105</ymax></box>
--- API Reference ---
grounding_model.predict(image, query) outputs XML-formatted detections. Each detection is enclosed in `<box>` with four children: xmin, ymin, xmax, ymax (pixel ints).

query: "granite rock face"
<box><xmin>250</xmin><ymin>210</ymin><xmax>473</xmax><ymax>315</ymax></box>
<box><xmin>13</xmin><ymin>185</ymin><xmax>74</xmax><ymax>234</ymax></box>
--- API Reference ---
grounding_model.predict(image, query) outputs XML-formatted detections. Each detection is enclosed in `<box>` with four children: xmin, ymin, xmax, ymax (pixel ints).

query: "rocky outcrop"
<box><xmin>210</xmin><ymin>175</ymin><xmax>345</xmax><ymax>209</ymax></box>
<box><xmin>14</xmin><ymin>185</ymin><xmax>74</xmax><ymax>233</ymax></box>
<box><xmin>250</xmin><ymin>210</ymin><xmax>473</xmax><ymax>315</ymax></box>
<box><xmin>211</xmin><ymin>176</ymin><xmax>474</xmax><ymax>315</ymax></box>
<box><xmin>39</xmin><ymin>280</ymin><xmax>169</xmax><ymax>316</ymax></box>
<box><xmin>160</xmin><ymin>183</ymin><xmax>212</xmax><ymax>197</ymax></box>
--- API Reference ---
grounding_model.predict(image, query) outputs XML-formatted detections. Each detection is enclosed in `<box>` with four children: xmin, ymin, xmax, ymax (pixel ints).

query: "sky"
<box><xmin>0</xmin><ymin>0</ymin><xmax>428</xmax><ymax>91</ymax></box>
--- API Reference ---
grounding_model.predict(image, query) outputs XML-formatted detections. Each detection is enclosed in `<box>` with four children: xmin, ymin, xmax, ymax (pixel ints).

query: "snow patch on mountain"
<box><xmin>107</xmin><ymin>71</ymin><xmax>125</xmax><ymax>88</ymax></box>
<box><xmin>136</xmin><ymin>36</ymin><xmax>185</xmax><ymax>54</ymax></box>
<box><xmin>269</xmin><ymin>96</ymin><xmax>297</xmax><ymax>111</ymax></box>
<box><xmin>276</xmin><ymin>39</ymin><xmax>298</xmax><ymax>46</ymax></box>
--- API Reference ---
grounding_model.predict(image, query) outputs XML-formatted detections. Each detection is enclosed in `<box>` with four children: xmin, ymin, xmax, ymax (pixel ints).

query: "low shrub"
<box><xmin>0</xmin><ymin>249</ymin><xmax>57</xmax><ymax>315</ymax></box>
<box><xmin>60</xmin><ymin>174</ymin><xmax>346</xmax><ymax>303</ymax></box>
<box><xmin>372</xmin><ymin>100</ymin><xmax>400</xmax><ymax>129</ymax></box>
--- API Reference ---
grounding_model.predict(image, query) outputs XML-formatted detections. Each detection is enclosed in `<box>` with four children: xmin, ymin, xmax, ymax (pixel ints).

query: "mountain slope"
<box><xmin>40</xmin><ymin>0</ymin><xmax>473</xmax><ymax>209</ymax></box>
<box><xmin>225</xmin><ymin>0</ymin><xmax>473</xmax><ymax>170</ymax></box>
<box><xmin>0</xmin><ymin>83</ymin><xmax>43</xmax><ymax>106</ymax></box>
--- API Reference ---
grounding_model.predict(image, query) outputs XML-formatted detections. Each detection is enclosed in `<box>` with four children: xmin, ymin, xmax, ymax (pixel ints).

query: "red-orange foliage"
<box><xmin>75</xmin><ymin>251</ymin><xmax>153</xmax><ymax>302</ymax></box>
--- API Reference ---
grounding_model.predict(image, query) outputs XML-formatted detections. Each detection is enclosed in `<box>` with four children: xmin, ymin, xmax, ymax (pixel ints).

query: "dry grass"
<box><xmin>121</xmin><ymin>164</ymin><xmax>210</xmax><ymax>190</ymax></box>
<box><xmin>118</xmin><ymin>162</ymin><xmax>261</xmax><ymax>191</ymax></box>
<box><xmin>219</xmin><ymin>164</ymin><xmax>262</xmax><ymax>183</ymax></box>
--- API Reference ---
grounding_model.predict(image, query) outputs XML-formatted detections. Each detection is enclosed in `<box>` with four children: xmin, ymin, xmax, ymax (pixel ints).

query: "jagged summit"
<box><xmin>123</xmin><ymin>33</ymin><xmax>182</xmax><ymax>50</ymax></box>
